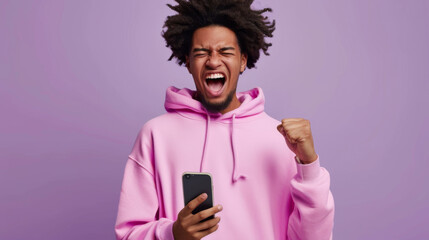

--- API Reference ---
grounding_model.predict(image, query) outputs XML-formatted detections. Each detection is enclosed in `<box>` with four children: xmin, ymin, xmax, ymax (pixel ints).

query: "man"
<box><xmin>115</xmin><ymin>0</ymin><xmax>334</xmax><ymax>239</ymax></box>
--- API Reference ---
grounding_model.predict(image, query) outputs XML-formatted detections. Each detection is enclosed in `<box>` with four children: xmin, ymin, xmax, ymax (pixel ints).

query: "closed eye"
<box><xmin>220</xmin><ymin>47</ymin><xmax>235</xmax><ymax>56</ymax></box>
<box><xmin>194</xmin><ymin>53</ymin><xmax>208</xmax><ymax>57</ymax></box>
<box><xmin>193</xmin><ymin>48</ymin><xmax>210</xmax><ymax>57</ymax></box>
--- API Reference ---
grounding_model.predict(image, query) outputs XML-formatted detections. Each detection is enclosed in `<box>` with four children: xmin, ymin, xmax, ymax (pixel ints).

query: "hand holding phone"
<box><xmin>172</xmin><ymin>173</ymin><xmax>223</xmax><ymax>239</ymax></box>
<box><xmin>173</xmin><ymin>193</ymin><xmax>222</xmax><ymax>239</ymax></box>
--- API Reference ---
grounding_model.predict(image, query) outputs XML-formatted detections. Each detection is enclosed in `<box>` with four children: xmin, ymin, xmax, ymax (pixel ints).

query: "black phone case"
<box><xmin>182</xmin><ymin>173</ymin><xmax>214</xmax><ymax>222</ymax></box>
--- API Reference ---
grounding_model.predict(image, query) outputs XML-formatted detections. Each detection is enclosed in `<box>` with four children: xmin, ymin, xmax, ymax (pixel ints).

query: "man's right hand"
<box><xmin>173</xmin><ymin>193</ymin><xmax>223</xmax><ymax>240</ymax></box>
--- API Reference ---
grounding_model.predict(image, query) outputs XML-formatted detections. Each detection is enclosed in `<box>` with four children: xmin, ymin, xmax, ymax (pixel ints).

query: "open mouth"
<box><xmin>205</xmin><ymin>73</ymin><xmax>226</xmax><ymax>93</ymax></box>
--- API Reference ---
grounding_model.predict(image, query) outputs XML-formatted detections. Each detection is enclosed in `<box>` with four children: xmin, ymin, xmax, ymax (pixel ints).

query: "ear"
<box><xmin>185</xmin><ymin>55</ymin><xmax>191</xmax><ymax>74</ymax></box>
<box><xmin>240</xmin><ymin>53</ymin><xmax>248</xmax><ymax>73</ymax></box>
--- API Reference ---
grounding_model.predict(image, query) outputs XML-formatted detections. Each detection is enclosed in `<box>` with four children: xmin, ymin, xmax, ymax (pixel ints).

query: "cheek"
<box><xmin>191</xmin><ymin>60</ymin><xmax>204</xmax><ymax>73</ymax></box>
<box><xmin>231</xmin><ymin>61</ymin><xmax>243</xmax><ymax>74</ymax></box>
<box><xmin>189</xmin><ymin>65</ymin><xmax>199</xmax><ymax>77</ymax></box>
<box><xmin>225</xmin><ymin>59</ymin><xmax>239</xmax><ymax>70</ymax></box>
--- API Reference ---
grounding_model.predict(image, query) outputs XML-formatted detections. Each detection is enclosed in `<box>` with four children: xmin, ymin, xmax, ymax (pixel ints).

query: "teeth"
<box><xmin>206</xmin><ymin>73</ymin><xmax>225</xmax><ymax>79</ymax></box>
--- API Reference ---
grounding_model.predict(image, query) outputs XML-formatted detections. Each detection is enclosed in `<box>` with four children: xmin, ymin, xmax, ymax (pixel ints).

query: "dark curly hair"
<box><xmin>162</xmin><ymin>0</ymin><xmax>275</xmax><ymax>69</ymax></box>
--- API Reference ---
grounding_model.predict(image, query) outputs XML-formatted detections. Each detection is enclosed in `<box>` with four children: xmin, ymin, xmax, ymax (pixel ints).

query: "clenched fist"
<box><xmin>277</xmin><ymin>118</ymin><xmax>318</xmax><ymax>164</ymax></box>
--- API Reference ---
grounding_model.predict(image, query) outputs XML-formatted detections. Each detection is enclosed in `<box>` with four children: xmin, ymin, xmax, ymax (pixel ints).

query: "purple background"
<box><xmin>1</xmin><ymin>0</ymin><xmax>428</xmax><ymax>239</ymax></box>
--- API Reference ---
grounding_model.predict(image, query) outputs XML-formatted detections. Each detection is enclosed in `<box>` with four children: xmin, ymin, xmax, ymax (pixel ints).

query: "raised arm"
<box><xmin>277</xmin><ymin>119</ymin><xmax>335</xmax><ymax>239</ymax></box>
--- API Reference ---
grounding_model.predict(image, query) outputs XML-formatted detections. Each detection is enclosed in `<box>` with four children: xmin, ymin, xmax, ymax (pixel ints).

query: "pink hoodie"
<box><xmin>115</xmin><ymin>87</ymin><xmax>334</xmax><ymax>239</ymax></box>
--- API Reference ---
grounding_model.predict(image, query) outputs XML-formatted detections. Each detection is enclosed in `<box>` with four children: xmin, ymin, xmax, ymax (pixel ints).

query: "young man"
<box><xmin>115</xmin><ymin>0</ymin><xmax>334</xmax><ymax>239</ymax></box>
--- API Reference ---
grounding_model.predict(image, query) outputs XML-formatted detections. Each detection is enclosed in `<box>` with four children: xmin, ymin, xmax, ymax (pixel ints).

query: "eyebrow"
<box><xmin>192</xmin><ymin>47</ymin><xmax>236</xmax><ymax>52</ymax></box>
<box><xmin>220</xmin><ymin>47</ymin><xmax>235</xmax><ymax>51</ymax></box>
<box><xmin>192</xmin><ymin>48</ymin><xmax>210</xmax><ymax>53</ymax></box>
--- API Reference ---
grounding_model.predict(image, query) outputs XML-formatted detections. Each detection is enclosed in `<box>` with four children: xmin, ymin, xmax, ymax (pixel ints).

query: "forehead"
<box><xmin>191</xmin><ymin>25</ymin><xmax>239</xmax><ymax>49</ymax></box>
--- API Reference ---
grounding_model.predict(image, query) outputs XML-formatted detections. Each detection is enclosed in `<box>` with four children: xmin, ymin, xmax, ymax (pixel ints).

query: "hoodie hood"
<box><xmin>165</xmin><ymin>86</ymin><xmax>264</xmax><ymax>120</ymax></box>
<box><xmin>164</xmin><ymin>86</ymin><xmax>265</xmax><ymax>183</ymax></box>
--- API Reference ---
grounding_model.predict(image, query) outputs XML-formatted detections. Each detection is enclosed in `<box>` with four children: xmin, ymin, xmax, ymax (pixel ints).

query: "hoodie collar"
<box><xmin>164</xmin><ymin>86</ymin><xmax>265</xmax><ymax>183</ymax></box>
<box><xmin>165</xmin><ymin>86</ymin><xmax>265</xmax><ymax>121</ymax></box>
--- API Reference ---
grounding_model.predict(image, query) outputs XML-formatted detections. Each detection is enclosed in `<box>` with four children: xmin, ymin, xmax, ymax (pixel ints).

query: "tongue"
<box><xmin>207</xmin><ymin>81</ymin><xmax>223</xmax><ymax>92</ymax></box>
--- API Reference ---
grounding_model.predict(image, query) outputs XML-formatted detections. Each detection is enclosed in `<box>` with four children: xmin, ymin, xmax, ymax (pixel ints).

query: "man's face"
<box><xmin>186</xmin><ymin>25</ymin><xmax>247</xmax><ymax>114</ymax></box>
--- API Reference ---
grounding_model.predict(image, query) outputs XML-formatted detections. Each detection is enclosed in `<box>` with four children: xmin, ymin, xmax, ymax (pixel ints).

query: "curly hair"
<box><xmin>162</xmin><ymin>0</ymin><xmax>275</xmax><ymax>69</ymax></box>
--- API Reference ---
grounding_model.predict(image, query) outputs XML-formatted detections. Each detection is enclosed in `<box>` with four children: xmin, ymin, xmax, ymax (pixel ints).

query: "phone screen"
<box><xmin>182</xmin><ymin>172</ymin><xmax>214</xmax><ymax>221</ymax></box>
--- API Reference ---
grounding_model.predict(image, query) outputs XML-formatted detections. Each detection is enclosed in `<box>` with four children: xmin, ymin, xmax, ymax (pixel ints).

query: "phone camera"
<box><xmin>185</xmin><ymin>174</ymin><xmax>191</xmax><ymax>179</ymax></box>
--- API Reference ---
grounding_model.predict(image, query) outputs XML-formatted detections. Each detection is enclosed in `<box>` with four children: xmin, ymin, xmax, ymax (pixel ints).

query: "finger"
<box><xmin>285</xmin><ymin>133</ymin><xmax>296</xmax><ymax>144</ymax></box>
<box><xmin>278</xmin><ymin>123</ymin><xmax>304</xmax><ymax>135</ymax></box>
<box><xmin>289</xmin><ymin>128</ymin><xmax>312</xmax><ymax>143</ymax></box>
<box><xmin>189</xmin><ymin>216</ymin><xmax>221</xmax><ymax>232</ymax></box>
<box><xmin>282</xmin><ymin>119</ymin><xmax>308</xmax><ymax>128</ymax></box>
<box><xmin>277</xmin><ymin>124</ymin><xmax>286</xmax><ymax>136</ymax></box>
<box><xmin>281</xmin><ymin>118</ymin><xmax>304</xmax><ymax>124</ymax></box>
<box><xmin>180</xmin><ymin>193</ymin><xmax>208</xmax><ymax>216</ymax></box>
<box><xmin>282</xmin><ymin>123</ymin><xmax>312</xmax><ymax>139</ymax></box>
<box><xmin>281</xmin><ymin>119</ymin><xmax>310</xmax><ymax>130</ymax></box>
<box><xmin>194</xmin><ymin>223</ymin><xmax>220</xmax><ymax>239</ymax></box>
<box><xmin>278</xmin><ymin>124</ymin><xmax>299</xmax><ymax>144</ymax></box>
<box><xmin>189</xmin><ymin>204</ymin><xmax>223</xmax><ymax>225</ymax></box>
<box><xmin>282</xmin><ymin>124</ymin><xmax>304</xmax><ymax>134</ymax></box>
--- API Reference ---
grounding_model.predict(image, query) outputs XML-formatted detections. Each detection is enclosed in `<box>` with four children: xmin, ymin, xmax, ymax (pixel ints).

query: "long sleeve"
<box><xmin>287</xmin><ymin>157</ymin><xmax>335</xmax><ymax>240</ymax></box>
<box><xmin>115</xmin><ymin>127</ymin><xmax>175</xmax><ymax>240</ymax></box>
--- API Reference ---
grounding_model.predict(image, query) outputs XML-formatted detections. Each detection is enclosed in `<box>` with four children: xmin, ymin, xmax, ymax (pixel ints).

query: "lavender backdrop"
<box><xmin>1</xmin><ymin>0</ymin><xmax>428</xmax><ymax>239</ymax></box>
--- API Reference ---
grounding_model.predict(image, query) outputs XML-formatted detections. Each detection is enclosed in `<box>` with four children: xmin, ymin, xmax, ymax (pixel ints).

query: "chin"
<box><xmin>199</xmin><ymin>90</ymin><xmax>235</xmax><ymax>113</ymax></box>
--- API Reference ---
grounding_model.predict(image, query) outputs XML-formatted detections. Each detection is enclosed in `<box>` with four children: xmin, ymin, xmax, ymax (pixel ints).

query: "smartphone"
<box><xmin>182</xmin><ymin>172</ymin><xmax>214</xmax><ymax>222</ymax></box>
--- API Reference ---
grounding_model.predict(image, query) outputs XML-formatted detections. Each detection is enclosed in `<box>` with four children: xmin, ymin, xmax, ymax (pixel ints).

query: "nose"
<box><xmin>205</xmin><ymin>52</ymin><xmax>221</xmax><ymax>69</ymax></box>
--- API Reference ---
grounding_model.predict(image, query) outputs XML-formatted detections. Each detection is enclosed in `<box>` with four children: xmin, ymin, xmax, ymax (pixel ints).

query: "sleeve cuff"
<box><xmin>295</xmin><ymin>155</ymin><xmax>321</xmax><ymax>181</ymax></box>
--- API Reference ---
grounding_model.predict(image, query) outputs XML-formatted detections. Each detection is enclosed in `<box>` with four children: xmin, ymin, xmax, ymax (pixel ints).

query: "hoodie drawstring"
<box><xmin>231</xmin><ymin>113</ymin><xmax>246</xmax><ymax>183</ymax></box>
<box><xmin>199</xmin><ymin>112</ymin><xmax>246</xmax><ymax>183</ymax></box>
<box><xmin>199</xmin><ymin>113</ymin><xmax>210</xmax><ymax>172</ymax></box>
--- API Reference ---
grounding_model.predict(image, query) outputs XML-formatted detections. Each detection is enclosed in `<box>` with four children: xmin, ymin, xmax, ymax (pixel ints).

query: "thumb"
<box><xmin>277</xmin><ymin>124</ymin><xmax>296</xmax><ymax>153</ymax></box>
<box><xmin>277</xmin><ymin>124</ymin><xmax>285</xmax><ymax>136</ymax></box>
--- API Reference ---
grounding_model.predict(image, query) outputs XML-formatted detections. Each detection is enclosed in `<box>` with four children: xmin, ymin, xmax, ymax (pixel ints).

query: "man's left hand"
<box><xmin>277</xmin><ymin>118</ymin><xmax>318</xmax><ymax>164</ymax></box>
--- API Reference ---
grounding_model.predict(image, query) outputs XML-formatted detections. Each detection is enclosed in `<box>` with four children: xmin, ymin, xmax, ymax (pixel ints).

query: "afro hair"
<box><xmin>162</xmin><ymin>0</ymin><xmax>275</xmax><ymax>69</ymax></box>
